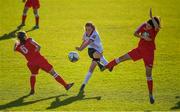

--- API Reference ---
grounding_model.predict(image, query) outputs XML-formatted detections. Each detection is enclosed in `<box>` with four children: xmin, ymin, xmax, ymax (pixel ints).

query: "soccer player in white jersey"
<box><xmin>76</xmin><ymin>22</ymin><xmax>110</xmax><ymax>92</ymax></box>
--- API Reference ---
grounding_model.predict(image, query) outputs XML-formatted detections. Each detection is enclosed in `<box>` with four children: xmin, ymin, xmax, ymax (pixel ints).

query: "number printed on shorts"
<box><xmin>20</xmin><ymin>45</ymin><xmax>28</xmax><ymax>54</ymax></box>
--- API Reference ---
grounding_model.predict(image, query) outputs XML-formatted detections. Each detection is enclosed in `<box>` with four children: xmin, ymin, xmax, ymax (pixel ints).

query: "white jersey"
<box><xmin>83</xmin><ymin>30</ymin><xmax>103</xmax><ymax>53</ymax></box>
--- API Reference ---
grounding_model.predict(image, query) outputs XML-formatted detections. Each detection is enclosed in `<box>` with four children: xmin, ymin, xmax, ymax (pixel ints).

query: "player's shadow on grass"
<box><xmin>0</xmin><ymin>26</ymin><xmax>36</xmax><ymax>41</ymax></box>
<box><xmin>0</xmin><ymin>93</ymin><xmax>67</xmax><ymax>110</ymax></box>
<box><xmin>0</xmin><ymin>27</ymin><xmax>21</xmax><ymax>41</ymax></box>
<box><xmin>47</xmin><ymin>91</ymin><xmax>101</xmax><ymax>109</ymax></box>
<box><xmin>171</xmin><ymin>96</ymin><xmax>180</xmax><ymax>110</ymax></box>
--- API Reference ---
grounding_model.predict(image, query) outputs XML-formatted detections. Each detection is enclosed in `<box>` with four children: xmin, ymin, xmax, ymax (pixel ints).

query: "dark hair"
<box><xmin>85</xmin><ymin>22</ymin><xmax>95</xmax><ymax>30</ymax></box>
<box><xmin>17</xmin><ymin>31</ymin><xmax>27</xmax><ymax>44</ymax></box>
<box><xmin>147</xmin><ymin>16</ymin><xmax>160</xmax><ymax>28</ymax></box>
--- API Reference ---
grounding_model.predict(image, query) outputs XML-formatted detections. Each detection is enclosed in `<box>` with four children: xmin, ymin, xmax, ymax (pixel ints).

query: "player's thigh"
<box><xmin>128</xmin><ymin>48</ymin><xmax>142</xmax><ymax>61</ymax></box>
<box><xmin>39</xmin><ymin>58</ymin><xmax>53</xmax><ymax>73</ymax></box>
<box><xmin>142</xmin><ymin>51</ymin><xmax>154</xmax><ymax>69</ymax></box>
<box><xmin>32</xmin><ymin>0</ymin><xmax>40</xmax><ymax>10</ymax></box>
<box><xmin>27</xmin><ymin>62</ymin><xmax>39</xmax><ymax>74</ymax></box>
<box><xmin>93</xmin><ymin>51</ymin><xmax>102</xmax><ymax>59</ymax></box>
<box><xmin>88</xmin><ymin>48</ymin><xmax>96</xmax><ymax>59</ymax></box>
<box><xmin>49</xmin><ymin>68</ymin><xmax>56</xmax><ymax>76</ymax></box>
<box><xmin>25</xmin><ymin>1</ymin><xmax>32</xmax><ymax>9</ymax></box>
<box><xmin>23</xmin><ymin>7</ymin><xmax>29</xmax><ymax>14</ymax></box>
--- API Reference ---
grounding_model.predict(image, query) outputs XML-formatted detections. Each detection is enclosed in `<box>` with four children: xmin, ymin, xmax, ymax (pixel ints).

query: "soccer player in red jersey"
<box><xmin>20</xmin><ymin>0</ymin><xmax>40</xmax><ymax>29</ymax></box>
<box><xmin>14</xmin><ymin>31</ymin><xmax>74</xmax><ymax>95</ymax></box>
<box><xmin>105</xmin><ymin>9</ymin><xmax>161</xmax><ymax>104</ymax></box>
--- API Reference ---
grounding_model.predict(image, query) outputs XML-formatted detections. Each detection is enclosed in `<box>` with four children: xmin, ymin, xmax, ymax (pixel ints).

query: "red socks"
<box><xmin>22</xmin><ymin>15</ymin><xmax>39</xmax><ymax>26</ymax></box>
<box><xmin>30</xmin><ymin>75</ymin><xmax>36</xmax><ymax>90</ymax></box>
<box><xmin>147</xmin><ymin>78</ymin><xmax>153</xmax><ymax>94</ymax></box>
<box><xmin>55</xmin><ymin>75</ymin><xmax>68</xmax><ymax>88</ymax></box>
<box><xmin>106</xmin><ymin>59</ymin><xmax>117</xmax><ymax>69</ymax></box>
<box><xmin>22</xmin><ymin>15</ymin><xmax>27</xmax><ymax>25</ymax></box>
<box><xmin>35</xmin><ymin>16</ymin><xmax>39</xmax><ymax>26</ymax></box>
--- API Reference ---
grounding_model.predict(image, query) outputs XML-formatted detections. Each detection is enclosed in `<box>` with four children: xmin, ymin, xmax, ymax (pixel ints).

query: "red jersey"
<box><xmin>15</xmin><ymin>38</ymin><xmax>42</xmax><ymax>62</ymax></box>
<box><xmin>135</xmin><ymin>23</ymin><xmax>159</xmax><ymax>50</ymax></box>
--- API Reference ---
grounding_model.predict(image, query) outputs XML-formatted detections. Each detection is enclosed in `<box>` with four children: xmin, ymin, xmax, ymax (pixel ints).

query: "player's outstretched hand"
<box><xmin>75</xmin><ymin>47</ymin><xmax>82</xmax><ymax>51</ymax></box>
<box><xmin>22</xmin><ymin>0</ymin><xmax>26</xmax><ymax>3</ymax></box>
<box><xmin>150</xmin><ymin>8</ymin><xmax>153</xmax><ymax>18</ymax></box>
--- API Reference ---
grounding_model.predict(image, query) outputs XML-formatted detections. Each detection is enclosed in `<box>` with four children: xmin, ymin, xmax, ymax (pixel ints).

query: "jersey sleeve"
<box><xmin>135</xmin><ymin>23</ymin><xmax>146</xmax><ymax>34</ymax></box>
<box><xmin>29</xmin><ymin>38</ymin><xmax>39</xmax><ymax>47</ymax></box>
<box><xmin>82</xmin><ymin>33</ymin><xmax>86</xmax><ymax>40</ymax></box>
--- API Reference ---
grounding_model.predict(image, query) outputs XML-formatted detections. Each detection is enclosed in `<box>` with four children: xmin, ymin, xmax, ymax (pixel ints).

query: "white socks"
<box><xmin>83</xmin><ymin>71</ymin><xmax>92</xmax><ymax>84</ymax></box>
<box><xmin>100</xmin><ymin>56</ymin><xmax>108</xmax><ymax>65</ymax></box>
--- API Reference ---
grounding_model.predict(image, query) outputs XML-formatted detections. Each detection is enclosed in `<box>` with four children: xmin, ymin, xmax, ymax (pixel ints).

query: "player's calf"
<box><xmin>50</xmin><ymin>69</ymin><xmax>74</xmax><ymax>90</ymax></box>
<box><xmin>33</xmin><ymin>9</ymin><xmax>39</xmax><ymax>28</ymax></box>
<box><xmin>29</xmin><ymin>74</ymin><xmax>36</xmax><ymax>95</ymax></box>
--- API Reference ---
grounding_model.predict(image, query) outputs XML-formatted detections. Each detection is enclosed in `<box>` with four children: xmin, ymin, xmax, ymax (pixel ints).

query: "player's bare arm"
<box><xmin>13</xmin><ymin>43</ymin><xmax>17</xmax><ymax>51</ymax></box>
<box><xmin>76</xmin><ymin>39</ymin><xmax>93</xmax><ymax>51</ymax></box>
<box><xmin>13</xmin><ymin>41</ymin><xmax>19</xmax><ymax>51</ymax></box>
<box><xmin>150</xmin><ymin>8</ymin><xmax>159</xmax><ymax>31</ymax></box>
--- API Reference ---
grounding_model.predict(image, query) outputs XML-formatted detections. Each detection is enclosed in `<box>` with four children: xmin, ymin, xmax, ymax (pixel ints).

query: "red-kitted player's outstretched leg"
<box><xmin>49</xmin><ymin>68</ymin><xmax>74</xmax><ymax>91</ymax></box>
<box><xmin>106</xmin><ymin>53</ymin><xmax>132</xmax><ymax>71</ymax></box>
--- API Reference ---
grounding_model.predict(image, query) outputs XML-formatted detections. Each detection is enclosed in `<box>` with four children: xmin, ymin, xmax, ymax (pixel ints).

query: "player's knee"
<box><xmin>124</xmin><ymin>54</ymin><xmax>131</xmax><ymax>60</ymax></box>
<box><xmin>23</xmin><ymin>14</ymin><xmax>26</xmax><ymax>16</ymax></box>
<box><xmin>145</xmin><ymin>66</ymin><xmax>152</xmax><ymax>76</ymax></box>
<box><xmin>93</xmin><ymin>52</ymin><xmax>101</xmax><ymax>59</ymax></box>
<box><xmin>146</xmin><ymin>76</ymin><xmax>152</xmax><ymax>81</ymax></box>
<box><xmin>23</xmin><ymin>11</ymin><xmax>27</xmax><ymax>16</ymax></box>
<box><xmin>49</xmin><ymin>68</ymin><xmax>56</xmax><ymax>75</ymax></box>
<box><xmin>34</xmin><ymin>13</ymin><xmax>39</xmax><ymax>17</ymax></box>
<box><xmin>49</xmin><ymin>70</ymin><xmax>59</xmax><ymax>78</ymax></box>
<box><xmin>33</xmin><ymin>10</ymin><xmax>39</xmax><ymax>16</ymax></box>
<box><xmin>23</xmin><ymin>8</ymin><xmax>28</xmax><ymax>14</ymax></box>
<box><xmin>119</xmin><ymin>54</ymin><xmax>130</xmax><ymax>62</ymax></box>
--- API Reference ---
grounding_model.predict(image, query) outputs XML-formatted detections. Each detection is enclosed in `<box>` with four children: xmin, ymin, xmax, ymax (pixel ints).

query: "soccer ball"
<box><xmin>142</xmin><ymin>32</ymin><xmax>149</xmax><ymax>38</ymax></box>
<box><xmin>68</xmin><ymin>51</ymin><xmax>79</xmax><ymax>62</ymax></box>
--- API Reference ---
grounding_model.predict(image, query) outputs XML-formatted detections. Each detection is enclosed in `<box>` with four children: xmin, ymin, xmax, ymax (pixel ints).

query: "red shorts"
<box><xmin>25</xmin><ymin>0</ymin><xmax>40</xmax><ymax>9</ymax></box>
<box><xmin>27</xmin><ymin>56</ymin><xmax>53</xmax><ymax>74</ymax></box>
<box><xmin>128</xmin><ymin>47</ymin><xmax>154</xmax><ymax>68</ymax></box>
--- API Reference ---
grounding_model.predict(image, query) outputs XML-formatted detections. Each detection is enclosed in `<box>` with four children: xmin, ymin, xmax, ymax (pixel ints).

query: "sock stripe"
<box><xmin>53</xmin><ymin>73</ymin><xmax>58</xmax><ymax>78</ymax></box>
<box><xmin>147</xmin><ymin>77</ymin><xmax>152</xmax><ymax>80</ymax></box>
<box><xmin>31</xmin><ymin>74</ymin><xmax>36</xmax><ymax>76</ymax></box>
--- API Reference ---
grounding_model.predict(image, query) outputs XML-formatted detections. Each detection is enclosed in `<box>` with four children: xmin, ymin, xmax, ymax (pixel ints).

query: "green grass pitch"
<box><xmin>0</xmin><ymin>0</ymin><xmax>180</xmax><ymax>111</ymax></box>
